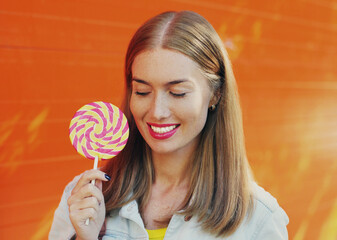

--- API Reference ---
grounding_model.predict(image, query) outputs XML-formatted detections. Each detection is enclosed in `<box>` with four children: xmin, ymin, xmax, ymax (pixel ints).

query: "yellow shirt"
<box><xmin>146</xmin><ymin>228</ymin><xmax>167</xmax><ymax>240</ymax></box>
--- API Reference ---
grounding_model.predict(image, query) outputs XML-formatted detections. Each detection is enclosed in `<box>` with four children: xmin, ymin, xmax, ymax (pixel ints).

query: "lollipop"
<box><xmin>69</xmin><ymin>101</ymin><xmax>129</xmax><ymax>224</ymax></box>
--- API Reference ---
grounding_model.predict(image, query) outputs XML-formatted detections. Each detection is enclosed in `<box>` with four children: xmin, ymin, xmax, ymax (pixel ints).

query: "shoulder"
<box><xmin>251</xmin><ymin>182</ymin><xmax>284</xmax><ymax>213</ymax></box>
<box><xmin>238</xmin><ymin>182</ymin><xmax>289</xmax><ymax>239</ymax></box>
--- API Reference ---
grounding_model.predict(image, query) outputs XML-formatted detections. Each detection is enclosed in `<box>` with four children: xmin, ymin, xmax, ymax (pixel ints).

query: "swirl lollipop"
<box><xmin>69</xmin><ymin>101</ymin><xmax>129</xmax><ymax>224</ymax></box>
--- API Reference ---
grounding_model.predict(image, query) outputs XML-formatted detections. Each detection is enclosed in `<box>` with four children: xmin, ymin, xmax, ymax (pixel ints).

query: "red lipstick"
<box><xmin>147</xmin><ymin>123</ymin><xmax>180</xmax><ymax>140</ymax></box>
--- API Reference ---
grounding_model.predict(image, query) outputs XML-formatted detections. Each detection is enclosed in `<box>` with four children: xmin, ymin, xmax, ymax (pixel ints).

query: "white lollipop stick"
<box><xmin>85</xmin><ymin>155</ymin><xmax>99</xmax><ymax>225</ymax></box>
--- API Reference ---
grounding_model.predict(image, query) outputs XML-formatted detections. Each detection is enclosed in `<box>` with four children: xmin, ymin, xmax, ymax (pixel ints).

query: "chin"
<box><xmin>147</xmin><ymin>142</ymin><xmax>177</xmax><ymax>155</ymax></box>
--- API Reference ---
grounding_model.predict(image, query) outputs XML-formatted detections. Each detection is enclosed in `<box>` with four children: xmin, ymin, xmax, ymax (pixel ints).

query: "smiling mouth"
<box><xmin>150</xmin><ymin>125</ymin><xmax>179</xmax><ymax>134</ymax></box>
<box><xmin>147</xmin><ymin>123</ymin><xmax>180</xmax><ymax>139</ymax></box>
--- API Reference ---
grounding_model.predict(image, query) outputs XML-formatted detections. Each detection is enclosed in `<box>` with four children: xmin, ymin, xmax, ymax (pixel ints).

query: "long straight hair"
<box><xmin>102</xmin><ymin>11</ymin><xmax>253</xmax><ymax>237</ymax></box>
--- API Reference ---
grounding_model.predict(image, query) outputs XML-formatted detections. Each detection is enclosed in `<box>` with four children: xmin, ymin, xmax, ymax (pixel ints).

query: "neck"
<box><xmin>151</xmin><ymin>145</ymin><xmax>196</xmax><ymax>188</ymax></box>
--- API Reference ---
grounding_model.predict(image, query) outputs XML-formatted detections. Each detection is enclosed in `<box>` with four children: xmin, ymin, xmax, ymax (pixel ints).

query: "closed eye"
<box><xmin>170</xmin><ymin>92</ymin><xmax>186</xmax><ymax>97</ymax></box>
<box><xmin>135</xmin><ymin>91</ymin><xmax>150</xmax><ymax>96</ymax></box>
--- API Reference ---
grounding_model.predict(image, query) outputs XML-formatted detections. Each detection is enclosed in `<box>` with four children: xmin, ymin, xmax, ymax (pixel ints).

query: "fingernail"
<box><xmin>105</xmin><ymin>174</ymin><xmax>111</xmax><ymax>181</ymax></box>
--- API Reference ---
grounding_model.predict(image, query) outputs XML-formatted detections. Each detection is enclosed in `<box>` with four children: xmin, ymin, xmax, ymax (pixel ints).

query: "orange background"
<box><xmin>1</xmin><ymin>0</ymin><xmax>337</xmax><ymax>239</ymax></box>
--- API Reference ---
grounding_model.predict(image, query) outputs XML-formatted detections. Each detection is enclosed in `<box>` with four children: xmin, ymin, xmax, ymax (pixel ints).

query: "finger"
<box><xmin>73</xmin><ymin>169</ymin><xmax>109</xmax><ymax>193</ymax></box>
<box><xmin>81</xmin><ymin>208</ymin><xmax>98</xmax><ymax>223</ymax></box>
<box><xmin>95</xmin><ymin>179</ymin><xmax>103</xmax><ymax>191</ymax></box>
<box><xmin>70</xmin><ymin>207</ymin><xmax>98</xmax><ymax>225</ymax></box>
<box><xmin>72</xmin><ymin>170</ymin><xmax>110</xmax><ymax>194</ymax></box>
<box><xmin>68</xmin><ymin>183</ymin><xmax>104</xmax><ymax>206</ymax></box>
<box><xmin>70</xmin><ymin>196</ymin><xmax>100</xmax><ymax>213</ymax></box>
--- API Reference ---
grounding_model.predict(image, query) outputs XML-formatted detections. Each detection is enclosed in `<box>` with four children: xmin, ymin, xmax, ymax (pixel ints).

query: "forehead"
<box><xmin>131</xmin><ymin>48</ymin><xmax>207</xmax><ymax>85</ymax></box>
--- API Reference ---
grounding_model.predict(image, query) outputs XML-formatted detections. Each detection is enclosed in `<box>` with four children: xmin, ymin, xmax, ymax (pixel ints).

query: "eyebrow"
<box><xmin>132</xmin><ymin>78</ymin><xmax>150</xmax><ymax>85</ymax></box>
<box><xmin>132</xmin><ymin>78</ymin><xmax>190</xmax><ymax>86</ymax></box>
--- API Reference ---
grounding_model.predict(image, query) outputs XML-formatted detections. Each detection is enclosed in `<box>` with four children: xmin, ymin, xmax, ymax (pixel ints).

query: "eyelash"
<box><xmin>135</xmin><ymin>91</ymin><xmax>186</xmax><ymax>97</ymax></box>
<box><xmin>170</xmin><ymin>92</ymin><xmax>186</xmax><ymax>97</ymax></box>
<box><xmin>135</xmin><ymin>91</ymin><xmax>150</xmax><ymax>96</ymax></box>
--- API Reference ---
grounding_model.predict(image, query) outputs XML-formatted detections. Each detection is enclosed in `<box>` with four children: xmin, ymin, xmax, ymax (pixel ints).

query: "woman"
<box><xmin>49</xmin><ymin>11</ymin><xmax>289</xmax><ymax>240</ymax></box>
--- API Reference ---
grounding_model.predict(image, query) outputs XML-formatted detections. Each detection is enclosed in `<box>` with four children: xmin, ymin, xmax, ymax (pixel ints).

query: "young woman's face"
<box><xmin>130</xmin><ymin>48</ymin><xmax>214</xmax><ymax>155</ymax></box>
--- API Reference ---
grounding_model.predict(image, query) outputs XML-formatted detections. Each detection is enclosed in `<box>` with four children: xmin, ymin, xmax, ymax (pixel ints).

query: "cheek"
<box><xmin>130</xmin><ymin>95</ymin><xmax>150</xmax><ymax>124</ymax></box>
<box><xmin>177</xmin><ymin>96</ymin><xmax>209</xmax><ymax>124</ymax></box>
<box><xmin>129</xmin><ymin>96</ymin><xmax>140</xmax><ymax>120</ymax></box>
<box><xmin>187</xmin><ymin>92</ymin><xmax>211</xmax><ymax>126</ymax></box>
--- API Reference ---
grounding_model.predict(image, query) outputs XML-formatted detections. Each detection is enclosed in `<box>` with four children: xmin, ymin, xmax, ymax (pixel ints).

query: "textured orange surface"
<box><xmin>1</xmin><ymin>1</ymin><xmax>337</xmax><ymax>239</ymax></box>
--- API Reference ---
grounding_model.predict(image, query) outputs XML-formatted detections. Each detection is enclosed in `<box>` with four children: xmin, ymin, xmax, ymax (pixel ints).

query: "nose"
<box><xmin>150</xmin><ymin>92</ymin><xmax>171</xmax><ymax>120</ymax></box>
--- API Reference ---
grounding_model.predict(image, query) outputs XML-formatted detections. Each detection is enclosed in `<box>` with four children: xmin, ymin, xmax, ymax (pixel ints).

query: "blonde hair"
<box><xmin>103</xmin><ymin>11</ymin><xmax>253</xmax><ymax>237</ymax></box>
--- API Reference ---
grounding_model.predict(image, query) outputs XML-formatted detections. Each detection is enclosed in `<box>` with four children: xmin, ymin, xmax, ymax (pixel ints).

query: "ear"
<box><xmin>208</xmin><ymin>88</ymin><xmax>221</xmax><ymax>108</ymax></box>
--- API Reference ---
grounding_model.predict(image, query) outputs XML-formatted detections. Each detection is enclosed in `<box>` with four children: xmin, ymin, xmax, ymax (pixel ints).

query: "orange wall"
<box><xmin>1</xmin><ymin>1</ymin><xmax>337</xmax><ymax>239</ymax></box>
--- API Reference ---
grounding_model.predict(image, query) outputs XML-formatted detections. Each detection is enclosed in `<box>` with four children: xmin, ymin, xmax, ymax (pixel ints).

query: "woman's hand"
<box><xmin>67</xmin><ymin>169</ymin><xmax>110</xmax><ymax>240</ymax></box>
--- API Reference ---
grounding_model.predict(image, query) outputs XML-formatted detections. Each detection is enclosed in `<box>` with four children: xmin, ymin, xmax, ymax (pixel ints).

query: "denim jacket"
<box><xmin>49</xmin><ymin>175</ymin><xmax>289</xmax><ymax>240</ymax></box>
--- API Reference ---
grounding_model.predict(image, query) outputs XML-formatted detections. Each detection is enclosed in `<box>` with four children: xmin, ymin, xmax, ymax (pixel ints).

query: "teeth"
<box><xmin>151</xmin><ymin>125</ymin><xmax>177</xmax><ymax>134</ymax></box>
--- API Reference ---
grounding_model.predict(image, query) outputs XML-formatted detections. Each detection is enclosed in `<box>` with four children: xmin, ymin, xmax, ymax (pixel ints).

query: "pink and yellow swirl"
<box><xmin>69</xmin><ymin>102</ymin><xmax>129</xmax><ymax>160</ymax></box>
